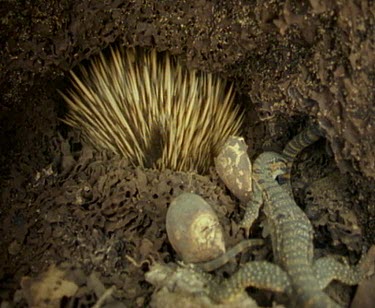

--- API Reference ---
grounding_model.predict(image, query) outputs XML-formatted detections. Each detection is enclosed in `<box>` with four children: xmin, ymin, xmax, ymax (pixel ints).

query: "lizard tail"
<box><xmin>278</xmin><ymin>125</ymin><xmax>324</xmax><ymax>193</ymax></box>
<box><xmin>282</xmin><ymin>125</ymin><xmax>323</xmax><ymax>161</ymax></box>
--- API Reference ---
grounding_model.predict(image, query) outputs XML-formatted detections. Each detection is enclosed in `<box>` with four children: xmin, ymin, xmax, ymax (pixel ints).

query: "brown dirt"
<box><xmin>0</xmin><ymin>1</ymin><xmax>374</xmax><ymax>307</ymax></box>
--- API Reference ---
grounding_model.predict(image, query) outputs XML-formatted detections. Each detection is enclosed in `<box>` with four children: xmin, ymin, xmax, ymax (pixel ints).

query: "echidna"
<box><xmin>60</xmin><ymin>47</ymin><xmax>243</xmax><ymax>173</ymax></box>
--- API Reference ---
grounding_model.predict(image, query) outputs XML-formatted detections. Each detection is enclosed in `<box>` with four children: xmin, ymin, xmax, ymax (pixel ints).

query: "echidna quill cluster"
<box><xmin>60</xmin><ymin>47</ymin><xmax>243</xmax><ymax>173</ymax></box>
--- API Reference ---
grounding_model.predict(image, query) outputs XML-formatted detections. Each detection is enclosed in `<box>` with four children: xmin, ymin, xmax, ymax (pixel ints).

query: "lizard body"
<box><xmin>209</xmin><ymin>126</ymin><xmax>363</xmax><ymax>307</ymax></box>
<box><xmin>246</xmin><ymin>151</ymin><xmax>340</xmax><ymax>307</ymax></box>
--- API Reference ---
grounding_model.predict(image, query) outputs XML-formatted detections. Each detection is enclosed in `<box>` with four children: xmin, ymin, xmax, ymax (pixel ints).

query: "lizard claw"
<box><xmin>239</xmin><ymin>218</ymin><xmax>255</xmax><ymax>238</ymax></box>
<box><xmin>239</xmin><ymin>224</ymin><xmax>250</xmax><ymax>238</ymax></box>
<box><xmin>239</xmin><ymin>207</ymin><xmax>259</xmax><ymax>238</ymax></box>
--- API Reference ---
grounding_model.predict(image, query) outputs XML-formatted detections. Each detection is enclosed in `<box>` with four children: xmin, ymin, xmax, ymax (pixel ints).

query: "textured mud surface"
<box><xmin>0</xmin><ymin>1</ymin><xmax>374</xmax><ymax>307</ymax></box>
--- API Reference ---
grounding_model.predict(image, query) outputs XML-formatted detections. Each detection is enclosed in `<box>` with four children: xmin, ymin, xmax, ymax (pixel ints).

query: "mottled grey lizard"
<box><xmin>209</xmin><ymin>126</ymin><xmax>363</xmax><ymax>307</ymax></box>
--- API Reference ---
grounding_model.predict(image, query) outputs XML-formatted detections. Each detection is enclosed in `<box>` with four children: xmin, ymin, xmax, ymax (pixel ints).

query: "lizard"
<box><xmin>278</xmin><ymin>124</ymin><xmax>324</xmax><ymax>195</ymax></box>
<box><xmin>239</xmin><ymin>125</ymin><xmax>325</xmax><ymax>231</ymax></box>
<box><xmin>208</xmin><ymin>125</ymin><xmax>363</xmax><ymax>307</ymax></box>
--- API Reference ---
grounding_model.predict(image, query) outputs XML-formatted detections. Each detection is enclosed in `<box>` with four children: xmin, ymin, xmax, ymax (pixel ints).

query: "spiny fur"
<box><xmin>60</xmin><ymin>47</ymin><xmax>243</xmax><ymax>173</ymax></box>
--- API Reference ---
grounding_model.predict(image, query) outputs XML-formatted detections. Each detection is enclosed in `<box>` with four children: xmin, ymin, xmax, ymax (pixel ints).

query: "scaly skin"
<box><xmin>247</xmin><ymin>151</ymin><xmax>340</xmax><ymax>307</ymax></box>
<box><xmin>282</xmin><ymin>125</ymin><xmax>323</xmax><ymax>160</ymax></box>
<box><xmin>279</xmin><ymin>125</ymin><xmax>324</xmax><ymax>194</ymax></box>
<box><xmin>209</xmin><ymin>126</ymin><xmax>363</xmax><ymax>307</ymax></box>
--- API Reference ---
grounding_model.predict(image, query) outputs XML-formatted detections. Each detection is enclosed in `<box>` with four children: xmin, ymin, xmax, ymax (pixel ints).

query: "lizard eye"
<box><xmin>276</xmin><ymin>174</ymin><xmax>288</xmax><ymax>185</ymax></box>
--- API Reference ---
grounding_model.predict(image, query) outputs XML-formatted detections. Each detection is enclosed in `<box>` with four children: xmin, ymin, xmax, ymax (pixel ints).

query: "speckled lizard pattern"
<box><xmin>279</xmin><ymin>125</ymin><xmax>324</xmax><ymax>195</ymax></box>
<box><xmin>209</xmin><ymin>126</ymin><xmax>363</xmax><ymax>307</ymax></box>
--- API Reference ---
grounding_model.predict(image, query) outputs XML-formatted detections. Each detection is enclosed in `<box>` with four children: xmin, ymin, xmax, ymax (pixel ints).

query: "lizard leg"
<box><xmin>240</xmin><ymin>156</ymin><xmax>287</xmax><ymax>237</ymax></box>
<box><xmin>313</xmin><ymin>256</ymin><xmax>363</xmax><ymax>290</ymax></box>
<box><xmin>208</xmin><ymin>261</ymin><xmax>291</xmax><ymax>303</ymax></box>
<box><xmin>240</xmin><ymin>184</ymin><xmax>263</xmax><ymax>237</ymax></box>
